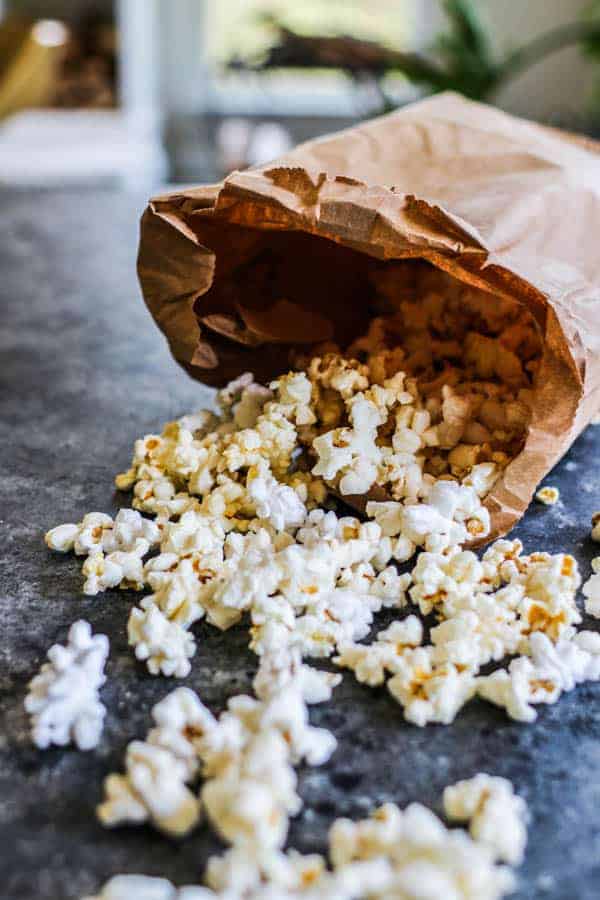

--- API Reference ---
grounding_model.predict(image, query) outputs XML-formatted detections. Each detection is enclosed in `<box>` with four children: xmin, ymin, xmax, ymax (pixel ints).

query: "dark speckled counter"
<box><xmin>2</xmin><ymin>188</ymin><xmax>600</xmax><ymax>900</ymax></box>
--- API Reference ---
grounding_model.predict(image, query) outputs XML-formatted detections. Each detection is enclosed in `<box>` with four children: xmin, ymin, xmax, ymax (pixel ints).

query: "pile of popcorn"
<box><xmin>34</xmin><ymin>271</ymin><xmax>600</xmax><ymax>897</ymax></box>
<box><xmin>42</xmin><ymin>359</ymin><xmax>600</xmax><ymax>728</ymax></box>
<box><xmin>89</xmin><ymin>647</ymin><xmax>527</xmax><ymax>900</ymax></box>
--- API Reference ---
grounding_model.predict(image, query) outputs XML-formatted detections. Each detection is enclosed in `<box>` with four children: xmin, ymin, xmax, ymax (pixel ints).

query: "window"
<box><xmin>204</xmin><ymin>0</ymin><xmax>425</xmax><ymax>117</ymax></box>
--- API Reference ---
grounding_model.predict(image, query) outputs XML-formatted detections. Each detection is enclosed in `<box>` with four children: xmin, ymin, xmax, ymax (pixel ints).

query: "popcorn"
<box><xmin>252</xmin><ymin>645</ymin><xmax>341</xmax><ymax>705</ymax></box>
<box><xmin>476</xmin><ymin>659</ymin><xmax>561</xmax><ymax>723</ymax></box>
<box><xmin>516</xmin><ymin>552</ymin><xmax>581</xmax><ymax>642</ymax></box>
<box><xmin>247</xmin><ymin>467</ymin><xmax>307</xmax><ymax>531</ymax></box>
<box><xmin>443</xmin><ymin>773</ymin><xmax>528</xmax><ymax>864</ymax></box>
<box><xmin>270</xmin><ymin>371</ymin><xmax>316</xmax><ymax>425</ymax></box>
<box><xmin>25</xmin><ymin>620</ymin><xmax>109</xmax><ymax>751</ymax></box>
<box><xmin>46</xmin><ymin>510</ymin><xmax>160</xmax><ymax>558</ymax></box>
<box><xmin>90</xmin><ymin>786</ymin><xmax>523</xmax><ymax>899</ymax></box>
<box><xmin>160</xmin><ymin>510</ymin><xmax>224</xmax><ymax>557</ymax></box>
<box><xmin>329</xmin><ymin>801</ymin><xmax>516</xmax><ymax>900</ymax></box>
<box><xmin>409</xmin><ymin>548</ymin><xmax>484</xmax><ymax>618</ymax></box>
<box><xmin>334</xmin><ymin>616</ymin><xmax>423</xmax><ymax>687</ymax></box>
<box><xmin>128</xmin><ymin>604</ymin><xmax>196</xmax><ymax>677</ymax></box>
<box><xmin>148</xmin><ymin>687</ymin><xmax>217</xmax><ymax>779</ymax></box>
<box><xmin>205</xmin><ymin>845</ymin><xmax>330</xmax><ymax>896</ymax></box>
<box><xmin>377</xmin><ymin>615</ymin><xmax>424</xmax><ymax>651</ymax></box>
<box><xmin>82</xmin><ymin>545</ymin><xmax>147</xmax><ymax>596</ymax></box>
<box><xmin>387</xmin><ymin>647</ymin><xmax>476</xmax><ymax>726</ymax></box>
<box><xmin>46</xmin><ymin>512</ymin><xmax>112</xmax><ymax>556</ymax></box>
<box><xmin>430</xmin><ymin>606</ymin><xmax>522</xmax><ymax>669</ymax></box>
<box><xmin>369</xmin><ymin>481</ymin><xmax>490</xmax><ymax>560</ymax></box>
<box><xmin>132</xmin><ymin>473</ymin><xmax>178</xmax><ymax>515</ymax></box>
<box><xmin>97</xmin><ymin>740</ymin><xmax>201</xmax><ymax>837</ymax></box>
<box><xmin>369</xmin><ymin>566</ymin><xmax>410</xmax><ymax>606</ymax></box>
<box><xmin>45</xmin><ymin>270</ymin><xmax>556</xmax><ymax>900</ymax></box>
<box><xmin>313</xmin><ymin>393</ymin><xmax>385</xmax><ymax>496</ymax></box>
<box><xmin>582</xmin><ymin>561</ymin><xmax>600</xmax><ymax>618</ymax></box>
<box><xmin>202</xmin><ymin>729</ymin><xmax>300</xmax><ymax>850</ymax></box>
<box><xmin>334</xmin><ymin>642</ymin><xmax>391</xmax><ymax>687</ymax></box>
<box><xmin>474</xmin><ymin>630</ymin><xmax>598</xmax><ymax>724</ymax></box>
<box><xmin>97</xmin><ymin>687</ymin><xmax>212</xmax><ymax>838</ymax></box>
<box><xmin>535</xmin><ymin>486</ymin><xmax>560</xmax><ymax>505</ymax></box>
<box><xmin>218</xmin><ymin>372</ymin><xmax>273</xmax><ymax>429</ymax></box>
<box><xmin>82</xmin><ymin>875</ymin><xmax>213</xmax><ymax>900</ymax></box>
<box><xmin>44</xmin><ymin>521</ymin><xmax>83</xmax><ymax>553</ymax></box>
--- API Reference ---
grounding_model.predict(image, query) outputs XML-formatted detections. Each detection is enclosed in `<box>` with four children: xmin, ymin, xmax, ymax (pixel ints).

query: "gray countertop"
<box><xmin>2</xmin><ymin>188</ymin><xmax>600</xmax><ymax>900</ymax></box>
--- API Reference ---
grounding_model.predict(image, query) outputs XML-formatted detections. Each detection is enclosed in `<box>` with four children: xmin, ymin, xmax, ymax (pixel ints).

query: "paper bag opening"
<box><xmin>138</xmin><ymin>93</ymin><xmax>600</xmax><ymax>542</ymax></box>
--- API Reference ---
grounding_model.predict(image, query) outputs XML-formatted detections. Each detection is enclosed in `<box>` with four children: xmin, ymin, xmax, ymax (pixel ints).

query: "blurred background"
<box><xmin>2</xmin><ymin>0</ymin><xmax>600</xmax><ymax>189</ymax></box>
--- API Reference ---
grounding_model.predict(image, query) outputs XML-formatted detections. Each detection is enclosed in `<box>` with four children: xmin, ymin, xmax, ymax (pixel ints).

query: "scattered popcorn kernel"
<box><xmin>25</xmin><ymin>620</ymin><xmax>108</xmax><ymax>751</ymax></box>
<box><xmin>97</xmin><ymin>740</ymin><xmax>201</xmax><ymax>837</ymax></box>
<box><xmin>444</xmin><ymin>773</ymin><xmax>528</xmax><ymax>864</ymax></box>
<box><xmin>535</xmin><ymin>486</ymin><xmax>560</xmax><ymax>506</ymax></box>
<box><xmin>82</xmin><ymin>874</ymin><xmax>213</xmax><ymax>900</ymax></box>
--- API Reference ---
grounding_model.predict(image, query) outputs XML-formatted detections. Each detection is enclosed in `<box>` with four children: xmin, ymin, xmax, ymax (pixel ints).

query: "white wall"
<box><xmin>478</xmin><ymin>0</ymin><xmax>594</xmax><ymax>123</ymax></box>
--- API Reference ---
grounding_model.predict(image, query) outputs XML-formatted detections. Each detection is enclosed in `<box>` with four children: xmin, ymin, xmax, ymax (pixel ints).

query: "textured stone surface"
<box><xmin>2</xmin><ymin>187</ymin><xmax>600</xmax><ymax>900</ymax></box>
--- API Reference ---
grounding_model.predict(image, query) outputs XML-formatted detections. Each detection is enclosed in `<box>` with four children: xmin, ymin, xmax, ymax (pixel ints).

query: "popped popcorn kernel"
<box><xmin>25</xmin><ymin>620</ymin><xmax>109</xmax><ymax>751</ymax></box>
<box><xmin>444</xmin><ymin>773</ymin><xmax>528</xmax><ymax>864</ymax></box>
<box><xmin>535</xmin><ymin>486</ymin><xmax>560</xmax><ymax>506</ymax></box>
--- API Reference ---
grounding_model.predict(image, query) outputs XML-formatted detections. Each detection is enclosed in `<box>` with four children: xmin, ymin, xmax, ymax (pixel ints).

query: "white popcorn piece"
<box><xmin>205</xmin><ymin>845</ymin><xmax>326</xmax><ymax>896</ymax></box>
<box><xmin>328</xmin><ymin>801</ymin><xmax>516</xmax><ymax>900</ymax></box>
<box><xmin>202</xmin><ymin>730</ymin><xmax>299</xmax><ymax>850</ymax></box>
<box><xmin>97</xmin><ymin>740</ymin><xmax>201</xmax><ymax>837</ymax></box>
<box><xmin>82</xmin><ymin>545</ymin><xmax>147</xmax><ymax>596</ymax></box>
<box><xmin>312</xmin><ymin>394</ymin><xmax>385</xmax><ymax>496</ymax></box>
<box><xmin>44</xmin><ymin>521</ymin><xmax>81</xmax><ymax>553</ymax></box>
<box><xmin>582</xmin><ymin>564</ymin><xmax>600</xmax><ymax>618</ymax></box>
<box><xmin>368</xmin><ymin>566</ymin><xmax>410</xmax><ymax>607</ymax></box>
<box><xmin>334</xmin><ymin>642</ymin><xmax>391</xmax><ymax>687</ymax></box>
<box><xmin>45</xmin><ymin>510</ymin><xmax>160</xmax><ymax>558</ymax></box>
<box><xmin>463</xmin><ymin>462</ymin><xmax>499</xmax><ymax>497</ymax></box>
<box><xmin>478</xmin><ymin>627</ymin><xmax>595</xmax><ymax>722</ymax></box>
<box><xmin>535</xmin><ymin>486</ymin><xmax>560</xmax><ymax>506</ymax></box>
<box><xmin>148</xmin><ymin>687</ymin><xmax>218</xmax><ymax>779</ymax></box>
<box><xmin>105</xmin><ymin>509</ymin><xmax>161</xmax><ymax>552</ymax></box>
<box><xmin>270</xmin><ymin>370</ymin><xmax>316</xmax><ymax>426</ymax></box>
<box><xmin>252</xmin><ymin>645</ymin><xmax>341</xmax><ymax>705</ymax></box>
<box><xmin>476</xmin><ymin>656</ymin><xmax>561</xmax><ymax>724</ymax></box>
<box><xmin>46</xmin><ymin>512</ymin><xmax>113</xmax><ymax>555</ymax></box>
<box><xmin>335</xmin><ymin>615</ymin><xmax>424</xmax><ymax>688</ymax></box>
<box><xmin>218</xmin><ymin>372</ymin><xmax>273</xmax><ymax>429</ymax></box>
<box><xmin>387</xmin><ymin>648</ymin><xmax>476</xmax><ymax>726</ymax></box>
<box><xmin>25</xmin><ymin>620</ymin><xmax>109</xmax><ymax>751</ymax></box>
<box><xmin>517</xmin><ymin>552</ymin><xmax>581</xmax><ymax>642</ymax></box>
<box><xmin>377</xmin><ymin>614</ymin><xmax>424</xmax><ymax>651</ymax></box>
<box><xmin>160</xmin><ymin>510</ymin><xmax>225</xmax><ymax>557</ymax></box>
<box><xmin>443</xmin><ymin>773</ymin><xmax>528</xmax><ymax>864</ymax></box>
<box><xmin>430</xmin><ymin>606</ymin><xmax>522</xmax><ymax>670</ymax></box>
<box><xmin>82</xmin><ymin>875</ymin><xmax>214</xmax><ymax>900</ymax></box>
<box><xmin>247</xmin><ymin>467</ymin><xmax>307</xmax><ymax>532</ymax></box>
<box><xmin>128</xmin><ymin>604</ymin><xmax>196</xmax><ymax>677</ymax></box>
<box><xmin>367</xmin><ymin>481</ymin><xmax>490</xmax><ymax>563</ymax></box>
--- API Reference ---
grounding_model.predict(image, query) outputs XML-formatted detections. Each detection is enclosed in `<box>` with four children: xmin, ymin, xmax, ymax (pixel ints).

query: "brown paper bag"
<box><xmin>137</xmin><ymin>92</ymin><xmax>600</xmax><ymax>541</ymax></box>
